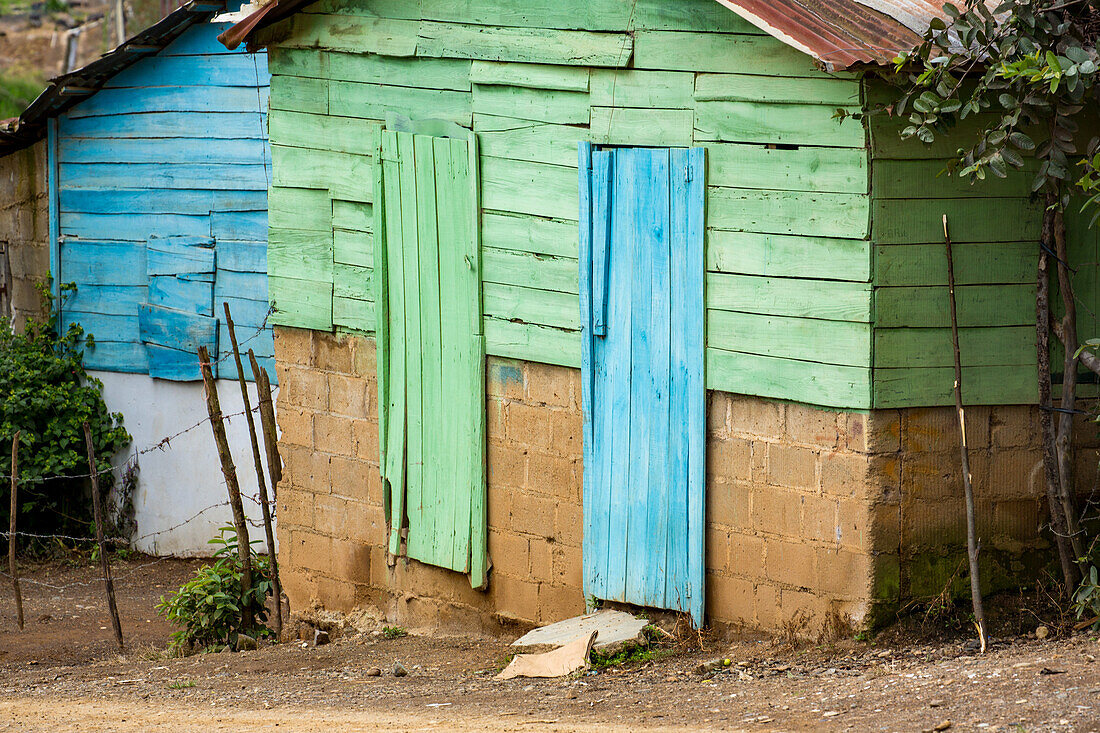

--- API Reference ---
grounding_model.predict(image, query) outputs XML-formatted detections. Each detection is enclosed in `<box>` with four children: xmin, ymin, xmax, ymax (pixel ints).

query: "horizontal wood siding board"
<box><xmin>332</xmin><ymin>295</ymin><xmax>376</xmax><ymax>332</ymax></box>
<box><xmin>81</xmin><ymin>341</ymin><xmax>149</xmax><ymax>373</ymax></box>
<box><xmin>269</xmin><ymin>46</ymin><xmax>471</xmax><ymax>90</ymax></box>
<box><xmin>333</xmin><ymin>262</ymin><xmax>374</xmax><ymax>299</ymax></box>
<box><xmin>61</xmin><ymin>212</ymin><xmax>210</xmax><ymax>240</ymax></box>
<box><xmin>590</xmin><ymin>107</ymin><xmax>693</xmax><ymax>147</ymax></box>
<box><xmin>695</xmin><ymin>100</ymin><xmax>865</xmax><ymax>147</ymax></box>
<box><xmin>60</xmin><ymin>188</ymin><xmax>266</xmax><ymax>216</ymax></box>
<box><xmin>481</xmin><ymin>156</ymin><xmax>578</xmax><ymax>221</ymax></box>
<box><xmin>473</xmin><ymin>114</ymin><xmax>588</xmax><ymax>167</ymax></box>
<box><xmin>212</xmin><ymin>210</ymin><xmax>267</xmax><ymax>241</ymax></box>
<box><xmin>707</xmin><ymin>230</ymin><xmax>871</xmax><ymax>282</ymax></box>
<box><xmin>269</xmin><ymin>186</ymin><xmax>333</xmax><ymax>232</ymax></box>
<box><xmin>60</xmin><ymin>162</ymin><xmax>269</xmax><ymax>191</ymax></box>
<box><xmin>269</xmin><ymin>75</ymin><xmax>330</xmax><ymax>114</ymax></box>
<box><xmin>59</xmin><ymin>137</ymin><xmax>269</xmax><ymax>165</ymax></box>
<box><xmin>481</xmin><ymin>211</ymin><xmax>578</xmax><ymax>258</ymax></box>
<box><xmin>874</xmin><ymin>242</ymin><xmax>1036</xmax><ymax>286</ymax></box>
<box><xmin>708</xmin><ymin>273</ymin><xmax>873</xmax><ymax>322</ymax></box>
<box><xmin>417</xmin><ymin>0</ymin><xmax>635</xmax><ymax>30</ymax></box>
<box><xmin>706</xmin><ymin>143</ymin><xmax>869</xmax><ymax>194</ymax></box>
<box><xmin>105</xmin><ymin>53</ymin><xmax>269</xmax><ymax>89</ymax></box>
<box><xmin>873</xmin><ymin>284</ymin><xmax>1037</xmax><ymax>328</ymax></box>
<box><xmin>328</xmin><ymin>80</ymin><xmax>472</xmax><ymax>126</ymax></box>
<box><xmin>63</xmin><ymin>285</ymin><xmax>146</xmax><ymax>316</ymax></box>
<box><xmin>706</xmin><ymin>348</ymin><xmax>871</xmax><ymax>408</ymax></box>
<box><xmin>483</xmin><ymin>317</ymin><xmax>580</xmax><ymax>367</ymax></box>
<box><xmin>218</xmin><ymin>240</ymin><xmax>268</xmax><ymax>273</ymax></box>
<box><xmin>269</xmin><ymin>109</ymin><xmax>381</xmax><ymax>156</ymax></box>
<box><xmin>334</xmin><ymin>228</ymin><xmax>373</xmax><ymax>267</ymax></box>
<box><xmin>470</xmin><ymin>60</ymin><xmax>589</xmax><ymax>91</ymax></box>
<box><xmin>61</xmin><ymin>241</ymin><xmax>147</xmax><ymax>285</ymax></box>
<box><xmin>271</xmin><ymin>144</ymin><xmax>373</xmax><ymax>201</ymax></box>
<box><xmin>63</xmin><ymin>311</ymin><xmax>140</xmax><ymax>343</ymax></box>
<box><xmin>138</xmin><ymin>304</ymin><xmax>218</xmax><ymax>352</ymax></box>
<box><xmin>332</xmin><ymin>200</ymin><xmax>374</xmax><ymax>231</ymax></box>
<box><xmin>160</xmin><ymin>22</ymin><xmax>243</xmax><ymax>56</ymax></box>
<box><xmin>633</xmin><ymin>31</ymin><xmax>853</xmax><ymax>78</ymax></box>
<box><xmin>873</xmin><ymin>158</ymin><xmax>1039</xmax><ymax>199</ymax></box>
<box><xmin>707</xmin><ymin>187</ymin><xmax>870</xmax><ymax>239</ymax></box>
<box><xmin>473</xmin><ymin>84</ymin><xmax>590</xmax><ymax>125</ymax></box>
<box><xmin>269</xmin><ymin>228</ymin><xmax>335</xmax><ymax>282</ymax></box>
<box><xmin>483</xmin><ymin>281</ymin><xmax>580</xmax><ymax>330</ymax></box>
<box><xmin>482</xmin><ymin>246</ymin><xmax>578</xmax><ymax>294</ymax></box>
<box><xmin>874</xmin><ymin>326</ymin><xmax>1036</xmax><ymax>368</ymax></box>
<box><xmin>633</xmin><ymin>0</ymin><xmax>764</xmax><ymax>33</ymax></box>
<box><xmin>872</xmin><ymin>198</ymin><xmax>1042</xmax><ymax>243</ymax></box>
<box><xmin>66</xmin><ymin>86</ymin><xmax>270</xmax><ymax>118</ymax></box>
<box><xmin>416</xmin><ymin>21</ymin><xmax>634</xmax><ymax>67</ymax></box>
<box><xmin>707</xmin><ymin>310</ymin><xmax>872</xmax><ymax>367</ymax></box>
<box><xmin>268</xmin><ymin>274</ymin><xmax>333</xmax><ymax>330</ymax></box>
<box><xmin>286</xmin><ymin>13</ymin><xmax>420</xmax><ymax>56</ymax></box>
<box><xmin>694</xmin><ymin>73</ymin><xmax>860</xmax><ymax>105</ymax></box>
<box><xmin>588</xmin><ymin>68</ymin><xmax>694</xmax><ymax>108</ymax></box>
<box><xmin>873</xmin><ymin>365</ymin><xmax>1038</xmax><ymax>407</ymax></box>
<box><xmin>60</xmin><ymin>111</ymin><xmax>268</xmax><ymax>139</ymax></box>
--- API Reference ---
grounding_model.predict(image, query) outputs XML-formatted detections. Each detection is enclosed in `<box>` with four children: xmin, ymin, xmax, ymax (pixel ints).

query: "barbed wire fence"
<box><xmin>0</xmin><ymin>303</ymin><xmax>283</xmax><ymax>644</ymax></box>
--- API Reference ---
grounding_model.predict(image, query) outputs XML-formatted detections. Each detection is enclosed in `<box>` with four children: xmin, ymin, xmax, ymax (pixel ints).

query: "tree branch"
<box><xmin>1053</xmin><ymin>320</ymin><xmax>1100</xmax><ymax>376</ymax></box>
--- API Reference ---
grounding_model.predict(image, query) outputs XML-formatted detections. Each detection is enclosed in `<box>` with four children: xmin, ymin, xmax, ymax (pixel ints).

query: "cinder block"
<box><xmin>278</xmin><ymin>489</ymin><xmax>314</xmax><ymax>528</ymax></box>
<box><xmin>352</xmin><ymin>419</ymin><xmax>380</xmax><ymax>462</ymax></box>
<box><xmin>707</xmin><ymin>435</ymin><xmax>751</xmax><ymax>483</ymax></box>
<box><xmin>276</xmin><ymin>406</ymin><xmax>313</xmax><ymax>448</ymax></box>
<box><xmin>549</xmin><ymin>409</ymin><xmax>583</xmax><ymax>458</ymax></box>
<box><xmin>313</xmin><ymin>332</ymin><xmax>354</xmax><ymax>373</ymax></box>
<box><xmin>525</xmin><ymin>362</ymin><xmax>574</xmax><ymax>407</ymax></box>
<box><xmin>273</xmin><ymin>326</ymin><xmax>312</xmax><ymax>366</ymax></box>
<box><xmin>487</xmin><ymin>487</ymin><xmax>514</xmax><ymax>532</ymax></box>
<box><xmin>486</xmin><ymin>397</ymin><xmax>506</xmax><ymax>441</ymax></box>
<box><xmin>785</xmin><ymin>403</ymin><xmax>841</xmax><ymax>449</ymax></box>
<box><xmin>506</xmin><ymin>401</ymin><xmax>552</xmax><ymax>449</ymax></box>
<box><xmin>529</xmin><ymin>537</ymin><xmax>554</xmax><ymax>582</ymax></box>
<box><xmin>991</xmin><ymin>498</ymin><xmax>1042</xmax><ymax>542</ymax></box>
<box><xmin>800</xmin><ymin>494</ymin><xmax>839</xmax><ymax>543</ymax></box>
<box><xmin>707</xmin><ymin>392</ymin><xmax>730</xmax><ymax>438</ymax></box>
<box><xmin>988</xmin><ymin>448</ymin><xmax>1044</xmax><ymax>500</ymax></box>
<box><xmin>752</xmin><ymin>488</ymin><xmax>802</xmax><ymax>538</ymax></box>
<box><xmin>314</xmin><ymin>413</ymin><xmax>356</xmax><ymax>457</ymax></box>
<box><xmin>754</xmin><ymin>583</ymin><xmax>779</xmax><ymax>628</ymax></box>
<box><xmin>815</xmin><ymin>547</ymin><xmax>873</xmax><ymax>598</ymax></box>
<box><xmin>329</xmin><ymin>455</ymin><xmax>373</xmax><ymax>501</ymax></box>
<box><xmin>328</xmin><ymin>373</ymin><xmax>369</xmax><ymax>417</ymax></box>
<box><xmin>511</xmin><ymin>493</ymin><xmax>555</xmax><ymax>538</ymax></box>
<box><xmin>820</xmin><ymin>452</ymin><xmax>868</xmax><ymax>499</ymax></box>
<box><xmin>293</xmin><ymin>531</ymin><xmax>334</xmax><ymax>574</ymax></box>
<box><xmin>900</xmin><ymin>497</ymin><xmax>967</xmax><ymax>550</ymax></box>
<box><xmin>764</xmin><ymin>538</ymin><xmax>817</xmax><ymax>589</ymax></box>
<box><xmin>750</xmin><ymin>440</ymin><xmax>768</xmax><ymax>483</ymax></box>
<box><xmin>538</xmin><ymin>583</ymin><xmax>586</xmax><ymax>623</ymax></box>
<box><xmin>491</xmin><ymin>573</ymin><xmax>540</xmax><ymax>622</ymax></box>
<box><xmin>835</xmin><ymin>498</ymin><xmax>872</xmax><ymax>552</ymax></box>
<box><xmin>487</xmin><ymin>358</ymin><xmax>524</xmax><ymax>400</ymax></box>
<box><xmin>526</xmin><ymin>450</ymin><xmax>578</xmax><ymax>498</ymax></box>
<box><xmin>487</xmin><ymin>443</ymin><xmax>526</xmax><ymax>490</ymax></box>
<box><xmin>347</xmin><ymin>504</ymin><xmax>387</xmax><ymax>547</ymax></box>
<box><xmin>282</xmin><ymin>367</ymin><xmax>328</xmax><ymax>412</ymax></box>
<box><xmin>766</xmin><ymin>443</ymin><xmax>819</xmax><ymax>491</ymax></box>
<box><xmin>352</xmin><ymin>337</ymin><xmax>377</xmax><ymax>378</ymax></box>
<box><xmin>314</xmin><ymin>493</ymin><xmax>348</xmax><ymax>537</ymax></box>
<box><xmin>487</xmin><ymin>529</ymin><xmax>529</xmax><ymax>576</ymax></box>
<box><xmin>313</xmin><ymin>576</ymin><xmax>360</xmax><ymax>612</ymax></box>
<box><xmin>903</xmin><ymin>407</ymin><xmax>989</xmax><ymax>453</ymax></box>
<box><xmin>554</xmin><ymin>502</ymin><xmax>583</xmax><ymax>547</ymax></box>
<box><xmin>551</xmin><ymin>543</ymin><xmax>582</xmax><ymax>588</ymax></box>
<box><xmin>706</xmin><ymin>572</ymin><xmax>754</xmax><ymax>625</ymax></box>
<box><xmin>869</xmin><ymin>501</ymin><xmax>901</xmax><ymax>554</ymax></box>
<box><xmin>990</xmin><ymin>405</ymin><xmax>1040</xmax><ymax>448</ymax></box>
<box><xmin>727</xmin><ymin>531</ymin><xmax>766</xmax><ymax>579</ymax></box>
<box><xmin>728</xmin><ymin>394</ymin><xmax>784</xmax><ymax>438</ymax></box>
<box><xmin>707</xmin><ymin>481</ymin><xmax>752</xmax><ymax>531</ymax></box>
<box><xmin>706</xmin><ymin>526</ymin><xmax>730</xmax><ymax>573</ymax></box>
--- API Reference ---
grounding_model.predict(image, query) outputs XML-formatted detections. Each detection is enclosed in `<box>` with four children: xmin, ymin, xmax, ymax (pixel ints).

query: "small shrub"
<box><xmin>382</xmin><ymin>625</ymin><xmax>408</xmax><ymax>639</ymax></box>
<box><xmin>589</xmin><ymin>626</ymin><xmax>673</xmax><ymax>670</ymax></box>
<box><xmin>156</xmin><ymin>527</ymin><xmax>273</xmax><ymax>654</ymax></box>
<box><xmin>1073</xmin><ymin>565</ymin><xmax>1100</xmax><ymax>630</ymax></box>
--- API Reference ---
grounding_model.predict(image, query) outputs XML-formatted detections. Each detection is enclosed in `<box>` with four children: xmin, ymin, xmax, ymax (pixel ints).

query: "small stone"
<box><xmin>219</xmin><ymin>644</ymin><xmax>232</xmax><ymax>653</ymax></box>
<box><xmin>236</xmin><ymin>634</ymin><xmax>258</xmax><ymax>651</ymax></box>
<box><xmin>693</xmin><ymin>658</ymin><xmax>725</xmax><ymax>675</ymax></box>
<box><xmin>1036</xmin><ymin>625</ymin><xmax>1050</xmax><ymax>640</ymax></box>
<box><xmin>365</xmin><ymin>667</ymin><xmax>382</xmax><ymax>677</ymax></box>
<box><xmin>314</xmin><ymin>629</ymin><xmax>331</xmax><ymax>646</ymax></box>
<box><xmin>393</xmin><ymin>661</ymin><xmax>408</xmax><ymax>677</ymax></box>
<box><xmin>934</xmin><ymin>721</ymin><xmax>952</xmax><ymax>731</ymax></box>
<box><xmin>930</xmin><ymin>700</ymin><xmax>944</xmax><ymax>708</ymax></box>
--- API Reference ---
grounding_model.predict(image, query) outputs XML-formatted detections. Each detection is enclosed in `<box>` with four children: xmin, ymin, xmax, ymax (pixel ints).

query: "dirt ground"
<box><xmin>2</xmin><ymin>557</ymin><xmax>1100</xmax><ymax>732</ymax></box>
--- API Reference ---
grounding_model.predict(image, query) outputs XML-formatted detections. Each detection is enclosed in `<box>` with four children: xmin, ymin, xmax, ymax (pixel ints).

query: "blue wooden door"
<box><xmin>579</xmin><ymin>144</ymin><xmax>706</xmax><ymax>625</ymax></box>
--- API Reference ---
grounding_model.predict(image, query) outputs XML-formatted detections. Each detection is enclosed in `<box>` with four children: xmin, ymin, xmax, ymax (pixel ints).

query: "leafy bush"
<box><xmin>1073</xmin><ymin>565</ymin><xmax>1100</xmax><ymax>630</ymax></box>
<box><xmin>156</xmin><ymin>527</ymin><xmax>274</xmax><ymax>654</ymax></box>
<box><xmin>0</xmin><ymin>283</ymin><xmax>130</xmax><ymax>539</ymax></box>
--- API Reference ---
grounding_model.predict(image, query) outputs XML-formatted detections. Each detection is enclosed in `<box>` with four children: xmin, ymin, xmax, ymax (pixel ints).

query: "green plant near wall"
<box><xmin>0</xmin><ymin>282</ymin><xmax>130</xmax><ymax>541</ymax></box>
<box><xmin>156</xmin><ymin>527</ymin><xmax>274</xmax><ymax>654</ymax></box>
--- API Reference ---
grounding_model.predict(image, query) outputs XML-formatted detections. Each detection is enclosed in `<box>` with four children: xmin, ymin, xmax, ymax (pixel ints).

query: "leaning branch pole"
<box><xmin>83</xmin><ymin>422</ymin><xmax>123</xmax><ymax>651</ymax></box>
<box><xmin>9</xmin><ymin>432</ymin><xmax>23</xmax><ymax>630</ymax></box>
<box><xmin>223</xmin><ymin>304</ymin><xmax>281</xmax><ymax>640</ymax></box>
<box><xmin>251</xmin><ymin>354</ymin><xmax>282</xmax><ymax>497</ymax></box>
<box><xmin>944</xmin><ymin>215</ymin><xmax>987</xmax><ymax>653</ymax></box>
<box><xmin>197</xmin><ymin>345</ymin><xmax>253</xmax><ymax>631</ymax></box>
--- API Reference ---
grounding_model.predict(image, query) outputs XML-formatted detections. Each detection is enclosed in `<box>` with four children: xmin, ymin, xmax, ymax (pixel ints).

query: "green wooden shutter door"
<box><xmin>376</xmin><ymin>129</ymin><xmax>488</xmax><ymax>589</ymax></box>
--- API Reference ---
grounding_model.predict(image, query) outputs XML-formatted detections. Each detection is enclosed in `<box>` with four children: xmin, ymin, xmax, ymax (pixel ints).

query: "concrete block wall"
<box><xmin>0</xmin><ymin>141</ymin><xmax>49</xmax><ymax>328</ymax></box>
<box><xmin>272</xmin><ymin>325</ymin><xmax>1077</xmax><ymax>635</ymax></box>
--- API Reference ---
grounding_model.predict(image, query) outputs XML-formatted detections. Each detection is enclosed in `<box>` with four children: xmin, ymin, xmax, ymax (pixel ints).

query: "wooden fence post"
<box><xmin>9</xmin><ymin>431</ymin><xmax>24</xmax><ymax>630</ymax></box>
<box><xmin>250</xmin><ymin>351</ymin><xmax>282</xmax><ymax>497</ymax></box>
<box><xmin>83</xmin><ymin>422</ymin><xmax>123</xmax><ymax>651</ymax></box>
<box><xmin>222</xmin><ymin>304</ymin><xmax>281</xmax><ymax>640</ymax></box>
<box><xmin>197</xmin><ymin>345</ymin><xmax>253</xmax><ymax>632</ymax></box>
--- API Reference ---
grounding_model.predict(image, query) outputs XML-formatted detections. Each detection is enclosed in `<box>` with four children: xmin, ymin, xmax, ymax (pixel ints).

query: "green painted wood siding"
<box><xmin>262</xmin><ymin>0</ymin><xmax>876</xmax><ymax>408</ymax></box>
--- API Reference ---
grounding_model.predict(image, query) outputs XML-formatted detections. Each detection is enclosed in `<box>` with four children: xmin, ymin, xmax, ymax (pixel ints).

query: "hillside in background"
<box><xmin>0</xmin><ymin>0</ymin><xmax>174</xmax><ymax>119</ymax></box>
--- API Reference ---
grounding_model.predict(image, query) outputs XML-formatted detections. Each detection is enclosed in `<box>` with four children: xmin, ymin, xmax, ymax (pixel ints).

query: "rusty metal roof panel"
<box><xmin>0</xmin><ymin>0</ymin><xmax>228</xmax><ymax>156</ymax></box>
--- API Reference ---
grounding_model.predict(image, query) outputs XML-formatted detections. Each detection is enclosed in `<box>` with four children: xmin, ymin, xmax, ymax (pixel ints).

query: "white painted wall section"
<box><xmin>93</xmin><ymin>371</ymin><xmax>278</xmax><ymax>557</ymax></box>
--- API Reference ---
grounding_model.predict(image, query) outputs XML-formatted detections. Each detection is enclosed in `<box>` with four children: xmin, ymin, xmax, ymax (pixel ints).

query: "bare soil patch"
<box><xmin>2</xmin><ymin>557</ymin><xmax>1100</xmax><ymax>731</ymax></box>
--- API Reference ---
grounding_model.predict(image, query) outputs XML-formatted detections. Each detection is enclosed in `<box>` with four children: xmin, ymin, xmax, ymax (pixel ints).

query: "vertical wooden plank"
<box><xmin>591</xmin><ymin>152</ymin><xmax>612</xmax><ymax>337</ymax></box>
<box><xmin>411</xmin><ymin>135</ymin><xmax>443</xmax><ymax>565</ymax></box>
<box><xmin>578</xmin><ymin>142</ymin><xmax>597</xmax><ymax>600</ymax></box>
<box><xmin>685</xmin><ymin>147</ymin><xmax>707</xmax><ymax>626</ymax></box>
<box><xmin>48</xmin><ymin>119</ymin><xmax>61</xmax><ymax>319</ymax></box>
<box><xmin>604</xmin><ymin>148</ymin><xmax>633</xmax><ymax>603</ymax></box>
<box><xmin>374</xmin><ymin>137</ymin><xmax>390</xmax><ymax>520</ymax></box>
<box><xmin>398</xmin><ymin>131</ymin><xmax>425</xmax><ymax>560</ymax></box>
<box><xmin>382</xmin><ymin>130</ymin><xmax>409</xmax><ymax>556</ymax></box>
<box><xmin>624</xmin><ymin>149</ymin><xmax>654</xmax><ymax>606</ymax></box>
<box><xmin>465</xmin><ymin>133</ymin><xmax>489</xmax><ymax>589</ymax></box>
<box><xmin>644</xmin><ymin>148</ymin><xmax>672</xmax><ymax>609</ymax></box>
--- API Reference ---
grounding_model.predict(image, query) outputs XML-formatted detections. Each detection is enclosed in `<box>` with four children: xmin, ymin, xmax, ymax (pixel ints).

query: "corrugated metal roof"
<box><xmin>0</xmin><ymin>0</ymin><xmax>228</xmax><ymax>156</ymax></box>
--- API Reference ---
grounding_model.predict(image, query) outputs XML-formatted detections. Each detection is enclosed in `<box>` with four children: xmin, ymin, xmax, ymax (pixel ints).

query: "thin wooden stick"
<box><xmin>250</xmin><ymin>349</ymin><xmax>282</xmax><ymax>497</ymax></box>
<box><xmin>197</xmin><ymin>345</ymin><xmax>253</xmax><ymax>632</ymax></box>
<box><xmin>943</xmin><ymin>214</ymin><xmax>987</xmax><ymax>653</ymax></box>
<box><xmin>9</xmin><ymin>431</ymin><xmax>23</xmax><ymax>631</ymax></box>
<box><xmin>223</xmin><ymin>304</ymin><xmax>281</xmax><ymax>640</ymax></box>
<box><xmin>83</xmin><ymin>422</ymin><xmax>123</xmax><ymax>651</ymax></box>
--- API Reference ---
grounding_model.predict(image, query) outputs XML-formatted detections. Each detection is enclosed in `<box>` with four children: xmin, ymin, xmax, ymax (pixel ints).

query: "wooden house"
<box><xmin>223</xmin><ymin>0</ymin><xmax>1100</xmax><ymax>632</ymax></box>
<box><xmin>0</xmin><ymin>0</ymin><xmax>275</xmax><ymax>555</ymax></box>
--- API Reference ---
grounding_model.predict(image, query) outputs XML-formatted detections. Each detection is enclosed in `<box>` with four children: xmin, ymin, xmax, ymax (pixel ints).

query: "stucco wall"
<box><xmin>0</xmin><ymin>141</ymin><xmax>49</xmax><ymax>328</ymax></box>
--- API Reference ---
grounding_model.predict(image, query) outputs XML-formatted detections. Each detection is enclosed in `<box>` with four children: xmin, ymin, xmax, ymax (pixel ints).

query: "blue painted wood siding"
<box><xmin>579</xmin><ymin>144</ymin><xmax>706</xmax><ymax>625</ymax></box>
<box><xmin>55</xmin><ymin>19</ymin><xmax>272</xmax><ymax>382</ymax></box>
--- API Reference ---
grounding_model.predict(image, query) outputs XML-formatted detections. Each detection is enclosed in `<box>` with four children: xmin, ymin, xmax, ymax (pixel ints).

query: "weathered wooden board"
<box><xmin>707</xmin><ymin>230</ymin><xmax>871</xmax><ymax>282</ymax></box>
<box><xmin>633</xmin><ymin>31</ymin><xmax>845</xmax><ymax>77</ymax></box>
<box><xmin>211</xmin><ymin>211</ymin><xmax>267</xmax><ymax>241</ymax></box>
<box><xmin>66</xmin><ymin>86</ymin><xmax>270</xmax><ymax>118</ymax></box>
<box><xmin>269</xmin><ymin>186</ymin><xmax>332</xmax><ymax>232</ymax></box>
<box><xmin>633</xmin><ymin>0</ymin><xmax>764</xmax><ymax>33</ymax></box>
<box><xmin>874</xmin><ymin>326</ymin><xmax>1036</xmax><ymax>368</ymax></box>
<box><xmin>707</xmin><ymin>347</ymin><xmax>872</xmax><ymax>408</ymax></box>
<box><xmin>81</xmin><ymin>341</ymin><xmax>149</xmax><ymax>374</ymax></box>
<box><xmin>270</xmin><ymin>46</ymin><xmax>471</xmax><ymax>90</ymax></box>
<box><xmin>61</xmin><ymin>111</ymin><xmax>267</xmax><ymax>140</ymax></box>
<box><xmin>272</xmin><ymin>144</ymin><xmax>373</xmax><ymax>201</ymax></box>
<box><xmin>590</xmin><ymin>107</ymin><xmax>693</xmax><ymax>147</ymax></box>
<box><xmin>333</xmin><ymin>262</ymin><xmax>373</xmax><ymax>299</ymax></box>
<box><xmin>480</xmin><ymin>156</ymin><xmax>578</xmax><ymax>220</ymax></box>
<box><xmin>268</xmin><ymin>274</ymin><xmax>333</xmax><ymax>330</ymax></box>
<box><xmin>287</xmin><ymin>13</ymin><xmax>420</xmax><ymax>56</ymax></box>
<box><xmin>695</xmin><ymin>100</ymin><xmax>865</xmax><ymax>147</ymax></box>
<box><xmin>60</xmin><ymin>188</ymin><xmax>266</xmax><ymax>215</ymax></box>
<box><xmin>159</xmin><ymin>21</ymin><xmax>241</xmax><ymax>56</ymax></box>
<box><xmin>873</xmin><ymin>365</ymin><xmax>1037</xmax><ymax>407</ymax></box>
<box><xmin>147</xmin><ymin>236</ymin><xmax>215</xmax><ymax>276</ymax></box>
<box><xmin>106</xmin><ymin>53</ymin><xmax>268</xmax><ymax>89</ymax></box>
<box><xmin>269</xmin><ymin>74</ymin><xmax>330</xmax><ymax>114</ymax></box>
<box><xmin>60</xmin><ymin>241</ymin><xmax>147</xmax><ymax>285</ymax></box>
<box><xmin>483</xmin><ymin>316</ymin><xmax>580</xmax><ymax>367</ymax></box>
<box><xmin>588</xmin><ymin>68</ymin><xmax>694</xmax><ymax>108</ymax></box>
<box><xmin>59</xmin><ymin>137</ymin><xmax>270</xmax><ymax>165</ymax></box>
<box><xmin>64</xmin><ymin>285</ymin><xmax>146</xmax><ymax>316</ymax></box>
<box><xmin>417</xmin><ymin>21</ymin><xmax>634</xmax><ymax>67</ymax></box>
<box><xmin>269</xmin><ymin>109</ymin><xmax>381</xmax><ymax>156</ymax></box>
<box><xmin>874</xmin><ymin>242</ymin><xmax>1035</xmax><ymax>286</ymax></box>
<box><xmin>480</xmin><ymin>211</ymin><xmax>579</xmax><ymax>258</ymax></box>
<box><xmin>706</xmin><ymin>143</ymin><xmax>869</xmax><ymax>194</ymax></box>
<box><xmin>482</xmin><ymin>246</ymin><xmax>578</xmax><ymax>294</ymax></box>
<box><xmin>708</xmin><ymin>273</ymin><xmax>873</xmax><ymax>322</ymax></box>
<box><xmin>417</xmin><ymin>0</ymin><xmax>635</xmax><ymax>30</ymax></box>
<box><xmin>333</xmin><ymin>295</ymin><xmax>376</xmax><ymax>332</ymax></box>
<box><xmin>61</xmin><ymin>212</ymin><xmax>210</xmax><ymax>240</ymax></box>
<box><xmin>268</xmin><ymin>228</ymin><xmax>334</xmax><ymax>282</ymax></box>
<box><xmin>470</xmin><ymin>60</ymin><xmax>589</xmax><ymax>91</ymax></box>
<box><xmin>874</xmin><ymin>284</ymin><xmax>1037</xmax><ymax>328</ymax></box>
<box><xmin>482</xmin><ymin>282</ymin><xmax>579</xmax><ymax>330</ymax></box>
<box><xmin>329</xmin><ymin>80</ymin><xmax>472</xmax><ymax>126</ymax></box>
<box><xmin>707</xmin><ymin>187</ymin><xmax>870</xmax><ymax>239</ymax></box>
<box><xmin>332</xmin><ymin>199</ymin><xmax>374</xmax><ymax>231</ymax></box>
<box><xmin>61</xmin><ymin>162</ymin><xmax>269</xmax><ymax>191</ymax></box>
<box><xmin>695</xmin><ymin>73</ymin><xmax>859</xmax><ymax>105</ymax></box>
<box><xmin>873</xmin><ymin>158</ymin><xmax>1039</xmax><ymax>199</ymax></box>
<box><xmin>708</xmin><ymin>310</ymin><xmax>872</xmax><ymax>367</ymax></box>
<box><xmin>872</xmin><ymin>198</ymin><xmax>1042</xmax><ymax>243</ymax></box>
<box><xmin>334</xmin><ymin>229</ymin><xmax>373</xmax><ymax>267</ymax></box>
<box><xmin>139</xmin><ymin>304</ymin><xmax>218</xmax><ymax>352</ymax></box>
<box><xmin>473</xmin><ymin>84</ymin><xmax>590</xmax><ymax>125</ymax></box>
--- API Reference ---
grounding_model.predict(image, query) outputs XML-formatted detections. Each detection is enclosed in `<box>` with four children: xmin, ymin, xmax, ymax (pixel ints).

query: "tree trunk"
<box><xmin>1038</xmin><ymin>201</ymin><xmax>1078</xmax><ymax>593</ymax></box>
<box><xmin>1052</xmin><ymin>205</ymin><xmax>1088</xmax><ymax>571</ymax></box>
